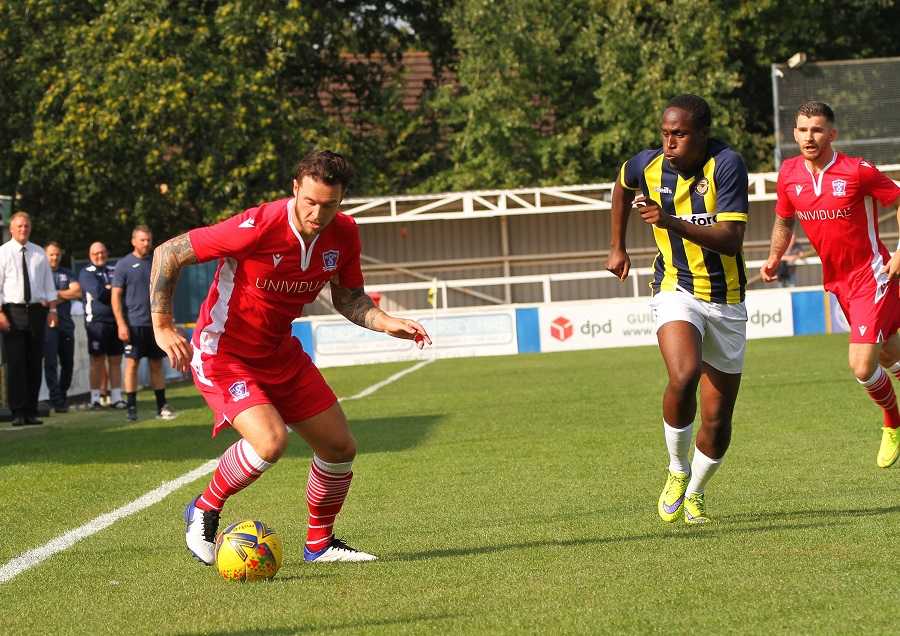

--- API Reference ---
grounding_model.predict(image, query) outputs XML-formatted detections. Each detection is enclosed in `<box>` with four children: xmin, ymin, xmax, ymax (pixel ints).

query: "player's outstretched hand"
<box><xmin>759</xmin><ymin>258</ymin><xmax>780</xmax><ymax>283</ymax></box>
<box><xmin>382</xmin><ymin>317</ymin><xmax>432</xmax><ymax>349</ymax></box>
<box><xmin>154</xmin><ymin>325</ymin><xmax>192</xmax><ymax>372</ymax></box>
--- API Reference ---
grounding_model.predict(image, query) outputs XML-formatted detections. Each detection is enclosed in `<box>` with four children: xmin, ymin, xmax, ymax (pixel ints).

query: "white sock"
<box><xmin>687</xmin><ymin>446</ymin><xmax>723</xmax><ymax>495</ymax></box>
<box><xmin>313</xmin><ymin>455</ymin><xmax>354</xmax><ymax>475</ymax></box>
<box><xmin>91</xmin><ymin>390</ymin><xmax>100</xmax><ymax>403</ymax></box>
<box><xmin>663</xmin><ymin>420</ymin><xmax>693</xmax><ymax>474</ymax></box>
<box><xmin>111</xmin><ymin>388</ymin><xmax>122</xmax><ymax>403</ymax></box>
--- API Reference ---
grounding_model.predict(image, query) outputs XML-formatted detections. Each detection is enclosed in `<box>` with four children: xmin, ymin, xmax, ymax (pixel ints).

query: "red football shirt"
<box><xmin>776</xmin><ymin>152</ymin><xmax>900</xmax><ymax>298</ymax></box>
<box><xmin>189</xmin><ymin>197</ymin><xmax>364</xmax><ymax>361</ymax></box>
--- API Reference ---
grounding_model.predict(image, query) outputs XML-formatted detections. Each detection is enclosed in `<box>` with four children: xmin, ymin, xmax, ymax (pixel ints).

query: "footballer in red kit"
<box><xmin>188</xmin><ymin>198</ymin><xmax>365</xmax><ymax>432</ymax></box>
<box><xmin>151</xmin><ymin>150</ymin><xmax>432</xmax><ymax>567</ymax></box>
<box><xmin>761</xmin><ymin>101</ymin><xmax>900</xmax><ymax>468</ymax></box>
<box><xmin>774</xmin><ymin>153</ymin><xmax>900</xmax><ymax>311</ymax></box>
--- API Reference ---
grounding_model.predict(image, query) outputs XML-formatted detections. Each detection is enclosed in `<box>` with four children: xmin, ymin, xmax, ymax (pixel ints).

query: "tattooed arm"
<box><xmin>760</xmin><ymin>215</ymin><xmax>795</xmax><ymax>283</ymax></box>
<box><xmin>150</xmin><ymin>233</ymin><xmax>200</xmax><ymax>371</ymax></box>
<box><xmin>330</xmin><ymin>281</ymin><xmax>432</xmax><ymax>348</ymax></box>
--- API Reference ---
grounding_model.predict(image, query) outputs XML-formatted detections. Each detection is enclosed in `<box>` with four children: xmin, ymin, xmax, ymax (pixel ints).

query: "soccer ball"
<box><xmin>215</xmin><ymin>519</ymin><xmax>283</xmax><ymax>582</ymax></box>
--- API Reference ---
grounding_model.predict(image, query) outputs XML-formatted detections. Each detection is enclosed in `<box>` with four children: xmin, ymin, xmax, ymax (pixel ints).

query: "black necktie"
<box><xmin>21</xmin><ymin>246</ymin><xmax>31</xmax><ymax>303</ymax></box>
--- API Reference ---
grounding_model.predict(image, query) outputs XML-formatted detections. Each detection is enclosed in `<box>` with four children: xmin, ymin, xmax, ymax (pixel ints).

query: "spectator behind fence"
<box><xmin>0</xmin><ymin>212</ymin><xmax>58</xmax><ymax>426</ymax></box>
<box><xmin>112</xmin><ymin>225</ymin><xmax>177</xmax><ymax>422</ymax></box>
<box><xmin>78</xmin><ymin>242</ymin><xmax>126</xmax><ymax>410</ymax></box>
<box><xmin>44</xmin><ymin>241</ymin><xmax>82</xmax><ymax>413</ymax></box>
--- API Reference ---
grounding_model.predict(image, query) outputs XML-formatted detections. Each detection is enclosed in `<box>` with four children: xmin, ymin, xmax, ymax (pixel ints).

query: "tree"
<box><xmin>0</xmin><ymin>1</ymin><xmax>105</xmax><ymax>212</ymax></box>
<box><xmin>8</xmin><ymin>0</ymin><xmax>450</xmax><ymax>255</ymax></box>
<box><xmin>415</xmin><ymin>0</ymin><xmax>751</xmax><ymax>191</ymax></box>
<box><xmin>4</xmin><ymin>0</ymin><xmax>900</xmax><ymax>256</ymax></box>
<box><xmin>586</xmin><ymin>0</ymin><xmax>747</xmax><ymax>178</ymax></box>
<box><xmin>413</xmin><ymin>0</ymin><xmax>604</xmax><ymax>192</ymax></box>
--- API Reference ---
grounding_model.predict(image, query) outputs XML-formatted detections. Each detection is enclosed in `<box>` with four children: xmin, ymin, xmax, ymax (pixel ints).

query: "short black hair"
<box><xmin>796</xmin><ymin>100</ymin><xmax>834</xmax><ymax>124</ymax></box>
<box><xmin>666</xmin><ymin>94</ymin><xmax>712</xmax><ymax>129</ymax></box>
<box><xmin>293</xmin><ymin>150</ymin><xmax>356</xmax><ymax>191</ymax></box>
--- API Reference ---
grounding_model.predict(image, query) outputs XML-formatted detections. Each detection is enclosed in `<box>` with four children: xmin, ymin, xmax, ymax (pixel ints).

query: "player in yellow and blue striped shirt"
<box><xmin>605</xmin><ymin>94</ymin><xmax>749</xmax><ymax>525</ymax></box>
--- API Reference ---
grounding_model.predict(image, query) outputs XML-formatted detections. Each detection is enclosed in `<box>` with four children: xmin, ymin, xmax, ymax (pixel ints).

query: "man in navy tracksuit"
<box><xmin>78</xmin><ymin>242</ymin><xmax>125</xmax><ymax>410</ymax></box>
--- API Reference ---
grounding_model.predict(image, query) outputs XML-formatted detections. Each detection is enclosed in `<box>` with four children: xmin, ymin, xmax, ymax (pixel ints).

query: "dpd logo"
<box><xmin>550</xmin><ymin>317</ymin><xmax>573</xmax><ymax>342</ymax></box>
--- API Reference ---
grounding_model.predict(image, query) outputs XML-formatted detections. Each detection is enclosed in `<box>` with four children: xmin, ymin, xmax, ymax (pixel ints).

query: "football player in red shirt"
<box><xmin>151</xmin><ymin>150</ymin><xmax>431</xmax><ymax>566</ymax></box>
<box><xmin>761</xmin><ymin>101</ymin><xmax>900</xmax><ymax>468</ymax></box>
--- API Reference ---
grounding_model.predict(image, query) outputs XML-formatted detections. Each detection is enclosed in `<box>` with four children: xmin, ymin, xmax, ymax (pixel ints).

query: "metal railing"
<box><xmin>366</xmin><ymin>257</ymin><xmax>824</xmax><ymax>309</ymax></box>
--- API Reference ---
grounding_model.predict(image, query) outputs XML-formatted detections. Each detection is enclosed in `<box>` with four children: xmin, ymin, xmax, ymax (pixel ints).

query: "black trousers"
<box><xmin>3</xmin><ymin>304</ymin><xmax>48</xmax><ymax>417</ymax></box>
<box><xmin>44</xmin><ymin>325</ymin><xmax>75</xmax><ymax>407</ymax></box>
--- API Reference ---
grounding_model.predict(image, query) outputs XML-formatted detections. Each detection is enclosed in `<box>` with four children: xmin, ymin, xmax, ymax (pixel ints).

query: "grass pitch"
<box><xmin>0</xmin><ymin>333</ymin><xmax>897</xmax><ymax>635</ymax></box>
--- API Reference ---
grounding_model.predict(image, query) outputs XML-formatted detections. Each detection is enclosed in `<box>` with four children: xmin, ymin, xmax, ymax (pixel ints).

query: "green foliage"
<box><xmin>3</xmin><ymin>0</ymin><xmax>447</xmax><ymax>255</ymax></box>
<box><xmin>586</xmin><ymin>0</ymin><xmax>747</xmax><ymax>180</ymax></box>
<box><xmin>1</xmin><ymin>0</ymin><xmax>899</xmax><ymax>255</ymax></box>
<box><xmin>415</xmin><ymin>0</ymin><xmax>605</xmax><ymax>191</ymax></box>
<box><xmin>16</xmin><ymin>0</ymin><xmax>339</xmax><ymax>253</ymax></box>
<box><xmin>0</xmin><ymin>0</ymin><xmax>105</xmax><ymax>219</ymax></box>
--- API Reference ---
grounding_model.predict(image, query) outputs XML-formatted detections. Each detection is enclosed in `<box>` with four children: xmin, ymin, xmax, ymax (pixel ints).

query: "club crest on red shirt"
<box><xmin>323</xmin><ymin>250</ymin><xmax>339</xmax><ymax>271</ymax></box>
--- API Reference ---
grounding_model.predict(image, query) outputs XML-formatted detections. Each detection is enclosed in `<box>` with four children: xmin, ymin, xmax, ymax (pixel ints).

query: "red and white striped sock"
<box><xmin>306</xmin><ymin>456</ymin><xmax>354</xmax><ymax>552</ymax></box>
<box><xmin>196</xmin><ymin>439</ymin><xmax>275</xmax><ymax>512</ymax></box>
<box><xmin>860</xmin><ymin>367</ymin><xmax>900</xmax><ymax>429</ymax></box>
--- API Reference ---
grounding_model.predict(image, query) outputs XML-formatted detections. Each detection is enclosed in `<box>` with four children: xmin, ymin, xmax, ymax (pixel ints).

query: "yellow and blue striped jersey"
<box><xmin>620</xmin><ymin>139</ymin><xmax>749</xmax><ymax>304</ymax></box>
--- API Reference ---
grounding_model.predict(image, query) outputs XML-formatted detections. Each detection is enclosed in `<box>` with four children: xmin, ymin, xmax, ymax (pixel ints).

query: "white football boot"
<box><xmin>184</xmin><ymin>495</ymin><xmax>219</xmax><ymax>565</ymax></box>
<box><xmin>303</xmin><ymin>536</ymin><xmax>378</xmax><ymax>563</ymax></box>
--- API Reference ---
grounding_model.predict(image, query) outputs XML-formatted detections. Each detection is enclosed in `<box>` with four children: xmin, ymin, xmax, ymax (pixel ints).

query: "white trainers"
<box><xmin>156</xmin><ymin>404</ymin><xmax>178</xmax><ymax>420</ymax></box>
<box><xmin>184</xmin><ymin>495</ymin><xmax>219</xmax><ymax>565</ymax></box>
<box><xmin>303</xmin><ymin>536</ymin><xmax>378</xmax><ymax>563</ymax></box>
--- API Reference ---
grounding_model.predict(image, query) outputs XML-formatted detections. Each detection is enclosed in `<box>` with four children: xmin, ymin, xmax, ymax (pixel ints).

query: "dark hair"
<box><xmin>293</xmin><ymin>150</ymin><xmax>356</xmax><ymax>191</ymax></box>
<box><xmin>133</xmin><ymin>224</ymin><xmax>152</xmax><ymax>238</ymax></box>
<box><xmin>666</xmin><ymin>94</ymin><xmax>712</xmax><ymax>129</ymax></box>
<box><xmin>796</xmin><ymin>100</ymin><xmax>834</xmax><ymax>124</ymax></box>
<box><xmin>45</xmin><ymin>240</ymin><xmax>62</xmax><ymax>251</ymax></box>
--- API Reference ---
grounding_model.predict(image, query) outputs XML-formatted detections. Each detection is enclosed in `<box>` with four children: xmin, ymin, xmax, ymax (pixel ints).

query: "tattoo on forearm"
<box><xmin>331</xmin><ymin>284</ymin><xmax>379</xmax><ymax>329</ymax></box>
<box><xmin>770</xmin><ymin>217</ymin><xmax>794</xmax><ymax>257</ymax></box>
<box><xmin>150</xmin><ymin>234</ymin><xmax>198</xmax><ymax>315</ymax></box>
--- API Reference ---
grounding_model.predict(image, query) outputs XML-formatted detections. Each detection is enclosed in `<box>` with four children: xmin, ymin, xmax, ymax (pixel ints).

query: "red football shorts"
<box><xmin>835</xmin><ymin>278</ymin><xmax>900</xmax><ymax>344</ymax></box>
<box><xmin>190</xmin><ymin>335</ymin><xmax>337</xmax><ymax>437</ymax></box>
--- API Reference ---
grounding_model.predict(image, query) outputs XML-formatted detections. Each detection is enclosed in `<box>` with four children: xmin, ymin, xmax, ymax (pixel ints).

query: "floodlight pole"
<box><xmin>771</xmin><ymin>64</ymin><xmax>783</xmax><ymax>170</ymax></box>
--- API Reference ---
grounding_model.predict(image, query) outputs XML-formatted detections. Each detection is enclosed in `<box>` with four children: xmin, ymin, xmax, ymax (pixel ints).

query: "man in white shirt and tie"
<box><xmin>0</xmin><ymin>212</ymin><xmax>58</xmax><ymax>426</ymax></box>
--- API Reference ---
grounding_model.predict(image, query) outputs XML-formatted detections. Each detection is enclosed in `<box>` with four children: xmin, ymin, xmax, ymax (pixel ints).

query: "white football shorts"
<box><xmin>649</xmin><ymin>289</ymin><xmax>748</xmax><ymax>374</ymax></box>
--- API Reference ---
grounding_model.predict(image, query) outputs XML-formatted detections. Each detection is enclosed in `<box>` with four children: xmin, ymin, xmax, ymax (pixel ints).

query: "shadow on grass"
<box><xmin>352</xmin><ymin>414</ymin><xmax>443</xmax><ymax>455</ymax></box>
<box><xmin>171</xmin><ymin>613</ymin><xmax>461</xmax><ymax>636</ymax></box>
<box><xmin>391</xmin><ymin>503</ymin><xmax>900</xmax><ymax>561</ymax></box>
<box><xmin>0</xmin><ymin>410</ymin><xmax>443</xmax><ymax>467</ymax></box>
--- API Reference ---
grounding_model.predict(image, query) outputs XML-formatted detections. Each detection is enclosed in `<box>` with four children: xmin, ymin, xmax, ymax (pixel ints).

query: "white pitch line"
<box><xmin>0</xmin><ymin>460</ymin><xmax>219</xmax><ymax>584</ymax></box>
<box><xmin>338</xmin><ymin>359</ymin><xmax>432</xmax><ymax>402</ymax></box>
<box><xmin>0</xmin><ymin>359</ymin><xmax>432</xmax><ymax>584</ymax></box>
